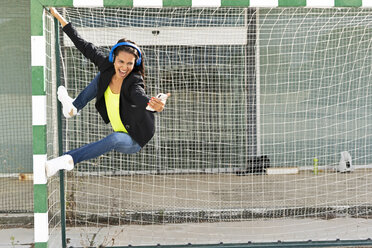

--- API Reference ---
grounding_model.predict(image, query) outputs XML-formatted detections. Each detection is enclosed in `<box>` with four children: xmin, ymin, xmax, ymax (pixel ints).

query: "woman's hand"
<box><xmin>49</xmin><ymin>7</ymin><xmax>68</xmax><ymax>27</ymax></box>
<box><xmin>147</xmin><ymin>93</ymin><xmax>171</xmax><ymax>112</ymax></box>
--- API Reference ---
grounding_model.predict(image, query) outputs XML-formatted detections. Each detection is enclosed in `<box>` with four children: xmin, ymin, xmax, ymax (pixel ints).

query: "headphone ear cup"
<box><xmin>136</xmin><ymin>57</ymin><xmax>141</xmax><ymax>66</ymax></box>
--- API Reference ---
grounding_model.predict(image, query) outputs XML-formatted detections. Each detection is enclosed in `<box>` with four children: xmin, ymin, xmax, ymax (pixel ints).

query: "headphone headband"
<box><xmin>108</xmin><ymin>42</ymin><xmax>142</xmax><ymax>66</ymax></box>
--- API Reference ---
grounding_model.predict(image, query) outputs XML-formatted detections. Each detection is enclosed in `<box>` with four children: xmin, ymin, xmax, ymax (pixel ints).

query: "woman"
<box><xmin>46</xmin><ymin>8</ymin><xmax>170</xmax><ymax>177</ymax></box>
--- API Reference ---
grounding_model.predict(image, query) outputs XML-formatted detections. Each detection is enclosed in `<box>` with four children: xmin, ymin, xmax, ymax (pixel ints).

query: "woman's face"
<box><xmin>114</xmin><ymin>51</ymin><xmax>136</xmax><ymax>79</ymax></box>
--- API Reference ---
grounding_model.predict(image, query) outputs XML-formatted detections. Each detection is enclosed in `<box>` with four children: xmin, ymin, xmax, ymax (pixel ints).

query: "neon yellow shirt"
<box><xmin>104</xmin><ymin>86</ymin><xmax>128</xmax><ymax>133</ymax></box>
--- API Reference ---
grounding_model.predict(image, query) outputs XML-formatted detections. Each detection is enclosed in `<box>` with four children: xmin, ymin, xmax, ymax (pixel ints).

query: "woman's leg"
<box><xmin>66</xmin><ymin>132</ymin><xmax>141</xmax><ymax>164</ymax></box>
<box><xmin>72</xmin><ymin>72</ymin><xmax>100</xmax><ymax>111</ymax></box>
<box><xmin>46</xmin><ymin>132</ymin><xmax>140</xmax><ymax>177</ymax></box>
<box><xmin>58</xmin><ymin>72</ymin><xmax>101</xmax><ymax>118</ymax></box>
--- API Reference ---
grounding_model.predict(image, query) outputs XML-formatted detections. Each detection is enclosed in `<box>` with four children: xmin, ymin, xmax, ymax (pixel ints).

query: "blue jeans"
<box><xmin>66</xmin><ymin>72</ymin><xmax>141</xmax><ymax>164</ymax></box>
<box><xmin>72</xmin><ymin>72</ymin><xmax>100</xmax><ymax>111</ymax></box>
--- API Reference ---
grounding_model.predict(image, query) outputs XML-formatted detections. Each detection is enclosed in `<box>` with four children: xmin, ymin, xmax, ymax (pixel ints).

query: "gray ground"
<box><xmin>58</xmin><ymin>169</ymin><xmax>372</xmax><ymax>213</ymax></box>
<box><xmin>2</xmin><ymin>169</ymin><xmax>372</xmax><ymax>247</ymax></box>
<box><xmin>1</xmin><ymin>219</ymin><xmax>372</xmax><ymax>247</ymax></box>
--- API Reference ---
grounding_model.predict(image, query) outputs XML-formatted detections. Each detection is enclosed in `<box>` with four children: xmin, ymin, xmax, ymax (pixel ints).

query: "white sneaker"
<box><xmin>57</xmin><ymin>86</ymin><xmax>77</xmax><ymax>118</ymax></box>
<box><xmin>45</xmin><ymin>154</ymin><xmax>74</xmax><ymax>178</ymax></box>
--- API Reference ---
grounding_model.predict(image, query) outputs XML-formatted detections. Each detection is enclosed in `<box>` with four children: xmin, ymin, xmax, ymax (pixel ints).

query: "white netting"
<box><xmin>45</xmin><ymin>7</ymin><xmax>372</xmax><ymax>247</ymax></box>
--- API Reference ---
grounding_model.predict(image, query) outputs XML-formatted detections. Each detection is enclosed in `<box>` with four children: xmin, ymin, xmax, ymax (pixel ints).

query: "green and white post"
<box><xmin>31</xmin><ymin>0</ymin><xmax>48</xmax><ymax>247</ymax></box>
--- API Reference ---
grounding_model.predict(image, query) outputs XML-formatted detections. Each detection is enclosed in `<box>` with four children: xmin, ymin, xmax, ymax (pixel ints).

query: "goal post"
<box><xmin>32</xmin><ymin>0</ymin><xmax>372</xmax><ymax>247</ymax></box>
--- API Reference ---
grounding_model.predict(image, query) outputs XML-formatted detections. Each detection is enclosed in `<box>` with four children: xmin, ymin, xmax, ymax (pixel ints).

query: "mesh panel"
<box><xmin>45</xmin><ymin>7</ymin><xmax>372</xmax><ymax>247</ymax></box>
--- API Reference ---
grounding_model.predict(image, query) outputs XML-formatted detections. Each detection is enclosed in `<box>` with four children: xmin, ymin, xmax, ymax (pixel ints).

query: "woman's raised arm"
<box><xmin>49</xmin><ymin>7</ymin><xmax>107</xmax><ymax>70</ymax></box>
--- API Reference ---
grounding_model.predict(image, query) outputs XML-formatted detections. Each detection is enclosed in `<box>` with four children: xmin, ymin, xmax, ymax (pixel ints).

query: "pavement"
<box><xmin>2</xmin><ymin>218</ymin><xmax>372</xmax><ymax>247</ymax></box>
<box><xmin>2</xmin><ymin>170</ymin><xmax>372</xmax><ymax>247</ymax></box>
<box><xmin>0</xmin><ymin>227</ymin><xmax>33</xmax><ymax>248</ymax></box>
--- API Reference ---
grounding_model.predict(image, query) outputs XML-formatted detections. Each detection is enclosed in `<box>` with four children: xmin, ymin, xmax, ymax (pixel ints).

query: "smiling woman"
<box><xmin>112</xmin><ymin>51</ymin><xmax>135</xmax><ymax>81</ymax></box>
<box><xmin>109</xmin><ymin>39</ymin><xmax>140</xmax><ymax>92</ymax></box>
<box><xmin>44</xmin><ymin>7</ymin><xmax>170</xmax><ymax>177</ymax></box>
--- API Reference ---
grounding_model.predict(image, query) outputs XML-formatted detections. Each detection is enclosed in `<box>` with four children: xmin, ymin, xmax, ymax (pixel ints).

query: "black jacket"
<box><xmin>63</xmin><ymin>23</ymin><xmax>155</xmax><ymax>147</ymax></box>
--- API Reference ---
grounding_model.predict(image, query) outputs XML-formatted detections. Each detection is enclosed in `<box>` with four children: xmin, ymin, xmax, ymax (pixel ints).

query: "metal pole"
<box><xmin>54</xmin><ymin>14</ymin><xmax>67</xmax><ymax>248</ymax></box>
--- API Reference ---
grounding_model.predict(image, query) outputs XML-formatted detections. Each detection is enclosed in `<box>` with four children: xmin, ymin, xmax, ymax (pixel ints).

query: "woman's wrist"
<box><xmin>50</xmin><ymin>7</ymin><xmax>68</xmax><ymax>27</ymax></box>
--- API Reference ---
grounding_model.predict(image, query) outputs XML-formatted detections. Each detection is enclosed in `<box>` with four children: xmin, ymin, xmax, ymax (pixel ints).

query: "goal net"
<box><xmin>45</xmin><ymin>7</ymin><xmax>372</xmax><ymax>247</ymax></box>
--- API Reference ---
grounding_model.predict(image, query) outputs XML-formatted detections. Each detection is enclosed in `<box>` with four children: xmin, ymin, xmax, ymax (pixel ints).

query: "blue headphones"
<box><xmin>108</xmin><ymin>42</ymin><xmax>142</xmax><ymax>66</ymax></box>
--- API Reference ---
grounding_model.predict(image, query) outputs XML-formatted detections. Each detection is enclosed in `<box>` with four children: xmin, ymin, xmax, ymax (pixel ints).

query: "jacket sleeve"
<box><xmin>129</xmin><ymin>75</ymin><xmax>151</xmax><ymax>109</ymax></box>
<box><xmin>62</xmin><ymin>23</ymin><xmax>107</xmax><ymax>70</ymax></box>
